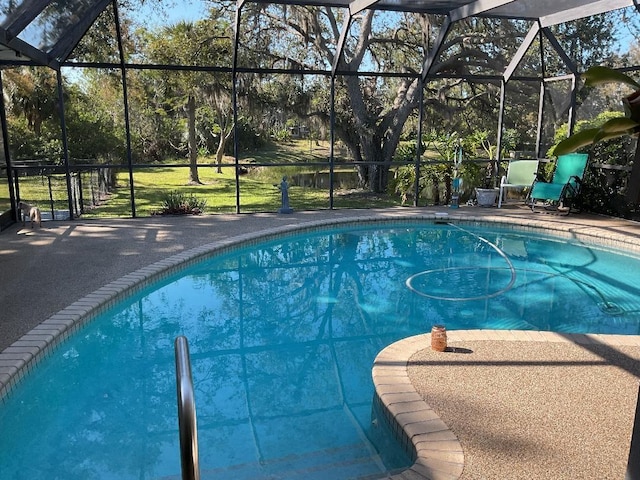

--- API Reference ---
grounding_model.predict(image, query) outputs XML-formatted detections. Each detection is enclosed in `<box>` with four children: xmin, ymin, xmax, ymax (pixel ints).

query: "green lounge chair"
<box><xmin>529</xmin><ymin>153</ymin><xmax>589</xmax><ymax>214</ymax></box>
<box><xmin>498</xmin><ymin>159</ymin><xmax>539</xmax><ymax>208</ymax></box>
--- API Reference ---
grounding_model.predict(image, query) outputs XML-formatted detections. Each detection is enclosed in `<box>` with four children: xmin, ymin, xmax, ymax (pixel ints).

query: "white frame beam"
<box><xmin>503</xmin><ymin>22</ymin><xmax>540</xmax><ymax>83</ymax></box>
<box><xmin>540</xmin><ymin>0</ymin><xmax>634</xmax><ymax>27</ymax></box>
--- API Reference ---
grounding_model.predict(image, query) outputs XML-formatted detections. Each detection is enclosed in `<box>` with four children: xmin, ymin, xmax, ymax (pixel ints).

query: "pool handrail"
<box><xmin>174</xmin><ymin>336</ymin><xmax>201</xmax><ymax>480</ymax></box>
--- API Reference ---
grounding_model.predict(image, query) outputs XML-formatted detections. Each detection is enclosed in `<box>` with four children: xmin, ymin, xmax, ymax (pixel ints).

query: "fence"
<box><xmin>2</xmin><ymin>159</ymin><xmax>636</xmax><ymax>220</ymax></box>
<box><xmin>10</xmin><ymin>162</ymin><xmax>117</xmax><ymax>220</ymax></box>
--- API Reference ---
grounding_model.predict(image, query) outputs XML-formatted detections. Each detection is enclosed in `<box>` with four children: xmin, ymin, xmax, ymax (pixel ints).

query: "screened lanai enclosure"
<box><xmin>0</xmin><ymin>0</ymin><xmax>639</xmax><ymax>225</ymax></box>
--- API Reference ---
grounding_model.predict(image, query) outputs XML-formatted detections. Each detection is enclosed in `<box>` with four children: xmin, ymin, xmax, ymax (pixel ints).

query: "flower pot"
<box><xmin>431</xmin><ymin>325</ymin><xmax>447</xmax><ymax>352</ymax></box>
<box><xmin>475</xmin><ymin>188</ymin><xmax>498</xmax><ymax>207</ymax></box>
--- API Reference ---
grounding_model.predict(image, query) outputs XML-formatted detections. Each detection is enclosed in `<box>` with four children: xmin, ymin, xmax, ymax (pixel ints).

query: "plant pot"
<box><xmin>431</xmin><ymin>325</ymin><xmax>447</xmax><ymax>352</ymax></box>
<box><xmin>475</xmin><ymin>188</ymin><xmax>498</xmax><ymax>207</ymax></box>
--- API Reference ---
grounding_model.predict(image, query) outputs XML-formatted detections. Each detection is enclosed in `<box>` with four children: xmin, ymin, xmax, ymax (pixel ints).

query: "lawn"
<box><xmin>98</xmin><ymin>165</ymin><xmax>333</xmax><ymax>217</ymax></box>
<box><xmin>3</xmin><ymin>140</ymin><xmax>404</xmax><ymax>218</ymax></box>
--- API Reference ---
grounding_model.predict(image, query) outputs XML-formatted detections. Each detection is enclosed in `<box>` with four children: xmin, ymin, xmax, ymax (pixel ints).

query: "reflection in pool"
<box><xmin>2</xmin><ymin>222</ymin><xmax>640</xmax><ymax>479</ymax></box>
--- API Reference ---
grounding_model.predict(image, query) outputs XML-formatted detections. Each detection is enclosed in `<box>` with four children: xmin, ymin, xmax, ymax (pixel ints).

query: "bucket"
<box><xmin>431</xmin><ymin>325</ymin><xmax>447</xmax><ymax>352</ymax></box>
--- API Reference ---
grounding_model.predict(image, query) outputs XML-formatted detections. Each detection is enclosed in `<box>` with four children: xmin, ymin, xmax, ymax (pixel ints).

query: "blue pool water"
<box><xmin>2</xmin><ymin>222</ymin><xmax>640</xmax><ymax>479</ymax></box>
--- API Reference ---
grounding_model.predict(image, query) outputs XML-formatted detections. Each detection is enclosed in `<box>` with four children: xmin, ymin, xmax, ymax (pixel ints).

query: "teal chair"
<box><xmin>498</xmin><ymin>159</ymin><xmax>539</xmax><ymax>208</ymax></box>
<box><xmin>530</xmin><ymin>153</ymin><xmax>589</xmax><ymax>214</ymax></box>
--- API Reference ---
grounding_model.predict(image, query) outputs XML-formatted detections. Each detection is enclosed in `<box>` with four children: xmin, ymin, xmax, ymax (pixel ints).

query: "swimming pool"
<box><xmin>2</xmin><ymin>220</ymin><xmax>640</xmax><ymax>479</ymax></box>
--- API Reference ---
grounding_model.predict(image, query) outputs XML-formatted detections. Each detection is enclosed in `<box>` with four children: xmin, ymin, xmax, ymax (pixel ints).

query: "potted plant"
<box><xmin>475</xmin><ymin>161</ymin><xmax>498</xmax><ymax>206</ymax></box>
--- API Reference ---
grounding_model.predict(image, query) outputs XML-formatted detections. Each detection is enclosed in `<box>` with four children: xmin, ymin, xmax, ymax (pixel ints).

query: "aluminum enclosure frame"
<box><xmin>1</xmin><ymin>1</ymin><xmax>640</xmax><ymax>478</ymax></box>
<box><xmin>0</xmin><ymin>0</ymin><xmax>638</xmax><ymax>215</ymax></box>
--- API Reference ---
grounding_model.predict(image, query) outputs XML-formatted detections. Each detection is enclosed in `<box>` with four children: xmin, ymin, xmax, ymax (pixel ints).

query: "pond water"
<box><xmin>289</xmin><ymin>170</ymin><xmax>359</xmax><ymax>189</ymax></box>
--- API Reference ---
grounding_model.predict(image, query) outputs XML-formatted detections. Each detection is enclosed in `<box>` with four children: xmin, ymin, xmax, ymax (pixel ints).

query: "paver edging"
<box><xmin>372</xmin><ymin>333</ymin><xmax>465</xmax><ymax>480</ymax></box>
<box><xmin>371</xmin><ymin>329</ymin><xmax>640</xmax><ymax>480</ymax></box>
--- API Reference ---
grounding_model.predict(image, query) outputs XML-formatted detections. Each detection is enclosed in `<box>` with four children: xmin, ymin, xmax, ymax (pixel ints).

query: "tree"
<box><xmin>64</xmin><ymin>83</ymin><xmax>126</xmax><ymax>161</ymax></box>
<box><xmin>3</xmin><ymin>67</ymin><xmax>59</xmax><ymax>138</ymax></box>
<box><xmin>238</xmin><ymin>7</ymin><xmax>426</xmax><ymax>191</ymax></box>
<box><xmin>143</xmin><ymin>17</ymin><xmax>233</xmax><ymax>183</ymax></box>
<box><xmin>240</xmin><ymin>7</ymin><xmax>619</xmax><ymax>193</ymax></box>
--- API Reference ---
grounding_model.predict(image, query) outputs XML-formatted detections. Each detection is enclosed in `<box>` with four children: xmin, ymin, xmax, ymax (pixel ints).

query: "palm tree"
<box><xmin>4</xmin><ymin>67</ymin><xmax>59</xmax><ymax>137</ymax></box>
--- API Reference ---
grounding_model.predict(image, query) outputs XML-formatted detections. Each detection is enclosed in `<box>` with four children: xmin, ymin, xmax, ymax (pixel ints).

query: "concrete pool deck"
<box><xmin>1</xmin><ymin>205</ymin><xmax>640</xmax><ymax>479</ymax></box>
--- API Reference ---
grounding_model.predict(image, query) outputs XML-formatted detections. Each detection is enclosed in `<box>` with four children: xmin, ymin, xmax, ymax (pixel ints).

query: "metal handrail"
<box><xmin>174</xmin><ymin>336</ymin><xmax>200</xmax><ymax>480</ymax></box>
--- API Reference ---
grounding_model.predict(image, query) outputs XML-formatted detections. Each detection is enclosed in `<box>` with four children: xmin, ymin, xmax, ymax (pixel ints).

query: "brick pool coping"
<box><xmin>2</xmin><ymin>209</ymin><xmax>640</xmax><ymax>478</ymax></box>
<box><xmin>373</xmin><ymin>330</ymin><xmax>640</xmax><ymax>480</ymax></box>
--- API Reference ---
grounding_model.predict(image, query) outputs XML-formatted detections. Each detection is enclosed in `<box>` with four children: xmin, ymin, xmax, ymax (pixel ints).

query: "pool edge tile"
<box><xmin>373</xmin><ymin>333</ymin><xmax>465</xmax><ymax>480</ymax></box>
<box><xmin>372</xmin><ymin>329</ymin><xmax>640</xmax><ymax>480</ymax></box>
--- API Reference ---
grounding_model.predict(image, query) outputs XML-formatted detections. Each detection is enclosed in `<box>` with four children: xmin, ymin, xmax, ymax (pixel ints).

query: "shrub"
<box><xmin>156</xmin><ymin>191</ymin><xmax>206</xmax><ymax>215</ymax></box>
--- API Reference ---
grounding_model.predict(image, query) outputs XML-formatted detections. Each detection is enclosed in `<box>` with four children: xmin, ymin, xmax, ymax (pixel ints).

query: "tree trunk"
<box><xmin>215</xmin><ymin>138</ymin><xmax>224</xmax><ymax>174</ymax></box>
<box><xmin>431</xmin><ymin>174</ymin><xmax>440</xmax><ymax>204</ymax></box>
<box><xmin>360</xmin><ymin>136</ymin><xmax>386</xmax><ymax>193</ymax></box>
<box><xmin>343</xmin><ymin>75</ymin><xmax>392</xmax><ymax>193</ymax></box>
<box><xmin>342</xmin><ymin>72</ymin><xmax>420</xmax><ymax>193</ymax></box>
<box><xmin>186</xmin><ymin>95</ymin><xmax>201</xmax><ymax>184</ymax></box>
<box><xmin>215</xmin><ymin>122</ymin><xmax>234</xmax><ymax>174</ymax></box>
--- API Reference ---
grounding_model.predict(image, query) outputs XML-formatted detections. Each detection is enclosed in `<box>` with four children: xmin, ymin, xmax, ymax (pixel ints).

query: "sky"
<box><xmin>128</xmin><ymin>0</ymin><xmax>210</xmax><ymax>30</ymax></box>
<box><xmin>127</xmin><ymin>1</ymin><xmax>638</xmax><ymax>58</ymax></box>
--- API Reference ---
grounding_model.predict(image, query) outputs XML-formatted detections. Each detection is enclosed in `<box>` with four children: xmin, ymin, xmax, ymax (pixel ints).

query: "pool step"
<box><xmin>173</xmin><ymin>443</ymin><xmax>398</xmax><ymax>479</ymax></box>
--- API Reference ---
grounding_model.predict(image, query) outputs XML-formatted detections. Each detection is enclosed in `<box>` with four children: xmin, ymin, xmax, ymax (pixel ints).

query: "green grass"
<box><xmin>89</xmin><ymin>166</ymin><xmax>326</xmax><ymax>218</ymax></box>
<box><xmin>3</xmin><ymin>140</ymin><xmax>406</xmax><ymax>218</ymax></box>
<box><xmin>110</xmin><ymin>165</ymin><xmax>398</xmax><ymax>217</ymax></box>
<box><xmin>0</xmin><ymin>176</ymin><xmax>11</xmax><ymax>213</ymax></box>
<box><xmin>8</xmin><ymin>173</ymin><xmax>70</xmax><ymax>216</ymax></box>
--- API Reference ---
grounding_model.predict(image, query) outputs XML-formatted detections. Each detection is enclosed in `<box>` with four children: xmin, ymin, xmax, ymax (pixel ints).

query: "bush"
<box><xmin>156</xmin><ymin>191</ymin><xmax>207</xmax><ymax>215</ymax></box>
<box><xmin>390</xmin><ymin>165</ymin><xmax>421</xmax><ymax>204</ymax></box>
<box><xmin>393</xmin><ymin>142</ymin><xmax>418</xmax><ymax>162</ymax></box>
<box><xmin>579</xmin><ymin>168</ymin><xmax>635</xmax><ymax>218</ymax></box>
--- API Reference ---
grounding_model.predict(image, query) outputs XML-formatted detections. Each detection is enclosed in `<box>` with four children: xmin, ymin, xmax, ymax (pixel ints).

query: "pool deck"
<box><xmin>2</xmin><ymin>205</ymin><xmax>640</xmax><ymax>479</ymax></box>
